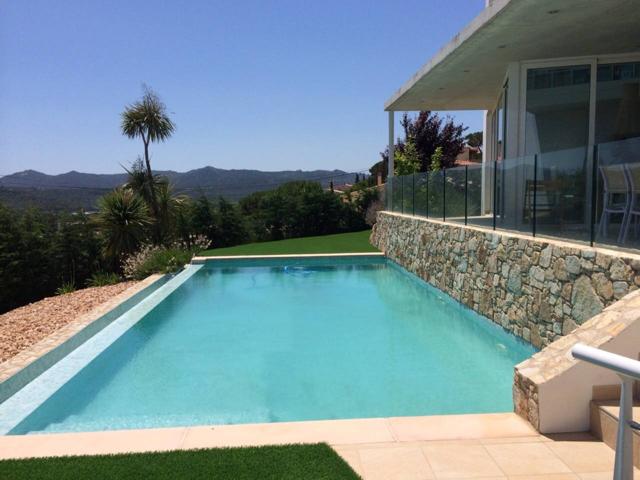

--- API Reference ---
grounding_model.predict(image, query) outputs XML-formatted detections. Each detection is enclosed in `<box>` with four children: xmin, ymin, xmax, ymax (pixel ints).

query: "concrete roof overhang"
<box><xmin>385</xmin><ymin>0</ymin><xmax>640</xmax><ymax>111</ymax></box>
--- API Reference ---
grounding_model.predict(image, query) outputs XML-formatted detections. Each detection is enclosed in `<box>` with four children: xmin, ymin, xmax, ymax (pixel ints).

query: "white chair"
<box><xmin>622</xmin><ymin>163</ymin><xmax>640</xmax><ymax>244</ymax></box>
<box><xmin>598</xmin><ymin>164</ymin><xmax>631</xmax><ymax>244</ymax></box>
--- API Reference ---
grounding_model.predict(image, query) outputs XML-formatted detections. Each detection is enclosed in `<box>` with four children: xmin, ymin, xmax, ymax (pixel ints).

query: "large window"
<box><xmin>523</xmin><ymin>65</ymin><xmax>592</xmax><ymax>242</ymax></box>
<box><xmin>595</xmin><ymin>62</ymin><xmax>640</xmax><ymax>145</ymax></box>
<box><xmin>595</xmin><ymin>62</ymin><xmax>640</xmax><ymax>248</ymax></box>
<box><xmin>525</xmin><ymin>65</ymin><xmax>591</xmax><ymax>155</ymax></box>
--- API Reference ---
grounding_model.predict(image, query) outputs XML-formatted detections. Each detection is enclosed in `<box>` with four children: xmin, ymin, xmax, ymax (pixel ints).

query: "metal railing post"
<box><xmin>616</xmin><ymin>377</ymin><xmax>634</xmax><ymax>480</ymax></box>
<box><xmin>590</xmin><ymin>144</ymin><xmax>599</xmax><ymax>247</ymax></box>
<box><xmin>442</xmin><ymin>168</ymin><xmax>446</xmax><ymax>222</ymax></box>
<box><xmin>572</xmin><ymin>344</ymin><xmax>640</xmax><ymax>480</ymax></box>
<box><xmin>400</xmin><ymin>175</ymin><xmax>404</xmax><ymax>214</ymax></box>
<box><xmin>426</xmin><ymin>171</ymin><xmax>430</xmax><ymax>218</ymax></box>
<box><xmin>412</xmin><ymin>173</ymin><xmax>415</xmax><ymax>216</ymax></box>
<box><xmin>533</xmin><ymin>154</ymin><xmax>538</xmax><ymax>237</ymax></box>
<box><xmin>464</xmin><ymin>165</ymin><xmax>468</xmax><ymax>226</ymax></box>
<box><xmin>492</xmin><ymin>160</ymin><xmax>498</xmax><ymax>230</ymax></box>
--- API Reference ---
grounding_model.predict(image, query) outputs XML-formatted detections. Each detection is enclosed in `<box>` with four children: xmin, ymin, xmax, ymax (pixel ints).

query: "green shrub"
<box><xmin>55</xmin><ymin>281</ymin><xmax>76</xmax><ymax>295</ymax></box>
<box><xmin>122</xmin><ymin>245</ymin><xmax>194</xmax><ymax>280</ymax></box>
<box><xmin>86</xmin><ymin>271</ymin><xmax>121</xmax><ymax>287</ymax></box>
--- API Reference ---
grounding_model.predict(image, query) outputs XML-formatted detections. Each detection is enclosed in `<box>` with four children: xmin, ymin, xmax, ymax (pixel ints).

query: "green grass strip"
<box><xmin>200</xmin><ymin>230</ymin><xmax>378</xmax><ymax>256</ymax></box>
<box><xmin>0</xmin><ymin>443</ymin><xmax>360</xmax><ymax>480</ymax></box>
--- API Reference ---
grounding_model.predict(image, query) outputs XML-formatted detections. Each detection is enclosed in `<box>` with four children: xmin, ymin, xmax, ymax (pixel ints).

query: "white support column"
<box><xmin>388</xmin><ymin>111</ymin><xmax>395</xmax><ymax>178</ymax></box>
<box><xmin>387</xmin><ymin>110</ymin><xmax>395</xmax><ymax>210</ymax></box>
<box><xmin>481</xmin><ymin>110</ymin><xmax>489</xmax><ymax>214</ymax></box>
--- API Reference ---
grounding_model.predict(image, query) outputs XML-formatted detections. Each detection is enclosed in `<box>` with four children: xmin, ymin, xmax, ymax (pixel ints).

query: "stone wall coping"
<box><xmin>515</xmin><ymin>288</ymin><xmax>640</xmax><ymax>386</ymax></box>
<box><xmin>382</xmin><ymin>211</ymin><xmax>640</xmax><ymax>262</ymax></box>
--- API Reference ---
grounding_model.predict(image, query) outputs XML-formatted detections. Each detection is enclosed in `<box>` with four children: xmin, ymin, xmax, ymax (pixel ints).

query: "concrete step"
<box><xmin>590</xmin><ymin>400</ymin><xmax>640</xmax><ymax>468</ymax></box>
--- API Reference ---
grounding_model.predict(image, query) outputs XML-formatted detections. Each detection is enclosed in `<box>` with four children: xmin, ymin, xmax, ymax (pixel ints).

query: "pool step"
<box><xmin>590</xmin><ymin>399</ymin><xmax>640</xmax><ymax>468</ymax></box>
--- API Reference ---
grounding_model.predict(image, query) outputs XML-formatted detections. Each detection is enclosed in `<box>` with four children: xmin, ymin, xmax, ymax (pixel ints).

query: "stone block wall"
<box><xmin>513</xmin><ymin>290</ymin><xmax>640</xmax><ymax>432</ymax></box>
<box><xmin>371</xmin><ymin>212</ymin><xmax>640</xmax><ymax>349</ymax></box>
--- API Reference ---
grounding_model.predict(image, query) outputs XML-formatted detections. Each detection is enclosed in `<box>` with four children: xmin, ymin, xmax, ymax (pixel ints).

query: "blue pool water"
<box><xmin>10</xmin><ymin>257</ymin><xmax>535</xmax><ymax>434</ymax></box>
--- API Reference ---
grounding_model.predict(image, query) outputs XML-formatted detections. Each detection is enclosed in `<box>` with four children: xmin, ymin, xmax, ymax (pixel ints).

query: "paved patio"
<box><xmin>0</xmin><ymin>412</ymin><xmax>630</xmax><ymax>479</ymax></box>
<box><xmin>336</xmin><ymin>433</ymin><xmax>620</xmax><ymax>480</ymax></box>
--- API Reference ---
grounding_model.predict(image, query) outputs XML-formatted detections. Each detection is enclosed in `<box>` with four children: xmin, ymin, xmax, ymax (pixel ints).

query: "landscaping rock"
<box><xmin>571</xmin><ymin>275</ymin><xmax>604</xmax><ymax>323</ymax></box>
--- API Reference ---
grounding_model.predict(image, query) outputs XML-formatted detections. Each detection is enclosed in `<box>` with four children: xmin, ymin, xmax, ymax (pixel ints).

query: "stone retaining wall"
<box><xmin>371</xmin><ymin>212</ymin><xmax>640</xmax><ymax>348</ymax></box>
<box><xmin>514</xmin><ymin>290</ymin><xmax>640</xmax><ymax>432</ymax></box>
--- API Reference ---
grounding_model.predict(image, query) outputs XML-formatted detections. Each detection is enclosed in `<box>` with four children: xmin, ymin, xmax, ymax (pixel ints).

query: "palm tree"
<box><xmin>124</xmin><ymin>157</ymin><xmax>167</xmax><ymax>213</ymax></box>
<box><xmin>155</xmin><ymin>181</ymin><xmax>187</xmax><ymax>243</ymax></box>
<box><xmin>96</xmin><ymin>188</ymin><xmax>151</xmax><ymax>262</ymax></box>
<box><xmin>125</xmin><ymin>157</ymin><xmax>185</xmax><ymax>244</ymax></box>
<box><xmin>121</xmin><ymin>86</ymin><xmax>175</xmax><ymax>220</ymax></box>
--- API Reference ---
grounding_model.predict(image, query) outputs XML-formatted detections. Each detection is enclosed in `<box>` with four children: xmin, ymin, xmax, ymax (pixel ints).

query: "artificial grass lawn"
<box><xmin>0</xmin><ymin>443</ymin><xmax>360</xmax><ymax>480</ymax></box>
<box><xmin>200</xmin><ymin>229</ymin><xmax>378</xmax><ymax>256</ymax></box>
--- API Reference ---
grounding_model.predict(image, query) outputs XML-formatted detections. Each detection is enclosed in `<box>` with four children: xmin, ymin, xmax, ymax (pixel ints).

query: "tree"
<box><xmin>401</xmin><ymin>112</ymin><xmax>466</xmax><ymax>170</ymax></box>
<box><xmin>465</xmin><ymin>131</ymin><xmax>483</xmax><ymax>161</ymax></box>
<box><xmin>191</xmin><ymin>195</ymin><xmax>219</xmax><ymax>243</ymax></box>
<box><xmin>465</xmin><ymin>131</ymin><xmax>483</xmax><ymax>151</ymax></box>
<box><xmin>378</xmin><ymin>111</ymin><xmax>466</xmax><ymax>173</ymax></box>
<box><xmin>216</xmin><ymin>197</ymin><xmax>248</xmax><ymax>247</ymax></box>
<box><xmin>121</xmin><ymin>86</ymin><xmax>175</xmax><ymax>227</ymax></box>
<box><xmin>239</xmin><ymin>181</ymin><xmax>356</xmax><ymax>241</ymax></box>
<box><xmin>96</xmin><ymin>188</ymin><xmax>151</xmax><ymax>263</ymax></box>
<box><xmin>430</xmin><ymin>146</ymin><xmax>443</xmax><ymax>172</ymax></box>
<box><xmin>369</xmin><ymin>160</ymin><xmax>387</xmax><ymax>183</ymax></box>
<box><xmin>0</xmin><ymin>204</ymin><xmax>103</xmax><ymax>313</ymax></box>
<box><xmin>124</xmin><ymin>158</ymin><xmax>166</xmax><ymax>212</ymax></box>
<box><xmin>394</xmin><ymin>137</ymin><xmax>420</xmax><ymax>175</ymax></box>
<box><xmin>52</xmin><ymin>212</ymin><xmax>101</xmax><ymax>287</ymax></box>
<box><xmin>0</xmin><ymin>205</ymin><xmax>56</xmax><ymax>312</ymax></box>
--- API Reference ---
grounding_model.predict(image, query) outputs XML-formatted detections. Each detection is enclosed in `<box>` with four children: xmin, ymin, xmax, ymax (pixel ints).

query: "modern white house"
<box><xmin>386</xmin><ymin>0</ymin><xmax>640</xmax><ymax>249</ymax></box>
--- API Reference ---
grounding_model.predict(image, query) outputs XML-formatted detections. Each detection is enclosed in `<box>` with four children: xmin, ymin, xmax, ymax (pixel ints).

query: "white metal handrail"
<box><xmin>572</xmin><ymin>343</ymin><xmax>640</xmax><ymax>480</ymax></box>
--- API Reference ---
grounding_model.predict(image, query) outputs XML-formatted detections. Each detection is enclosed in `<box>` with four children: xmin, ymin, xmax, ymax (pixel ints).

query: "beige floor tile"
<box><xmin>507</xmin><ymin>474</ymin><xmax>579</xmax><ymax>480</ymax></box>
<box><xmin>579</xmin><ymin>467</ymin><xmax>640</xmax><ymax>479</ymax></box>
<box><xmin>181</xmin><ymin>418</ymin><xmax>394</xmax><ymax>449</ymax></box>
<box><xmin>334</xmin><ymin>448</ymin><xmax>365</xmax><ymax>477</ymax></box>
<box><xmin>484</xmin><ymin>443</ymin><xmax>572</xmax><ymax>475</ymax></box>
<box><xmin>422</xmin><ymin>443</ymin><xmax>504</xmax><ymax>478</ymax></box>
<box><xmin>577</xmin><ymin>473</ymin><xmax>612</xmax><ymax>480</ymax></box>
<box><xmin>445</xmin><ymin>478</ymin><xmax>505</xmax><ymax>480</ymax></box>
<box><xmin>0</xmin><ymin>427</ymin><xmax>187</xmax><ymax>459</ymax></box>
<box><xmin>440</xmin><ymin>477</ymin><xmax>509</xmax><ymax>480</ymax></box>
<box><xmin>542</xmin><ymin>433</ymin><xmax>602</xmax><ymax>443</ymax></box>
<box><xmin>359</xmin><ymin>445</ymin><xmax>434</xmax><ymax>480</ymax></box>
<box><xmin>545</xmin><ymin>441</ymin><xmax>615</xmax><ymax>473</ymax></box>
<box><xmin>481</xmin><ymin>436</ymin><xmax>546</xmax><ymax>445</ymax></box>
<box><xmin>389</xmin><ymin>413</ymin><xmax>537</xmax><ymax>442</ymax></box>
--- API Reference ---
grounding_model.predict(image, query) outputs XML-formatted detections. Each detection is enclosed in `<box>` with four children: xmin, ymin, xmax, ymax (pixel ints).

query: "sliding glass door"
<box><xmin>524</xmin><ymin>64</ymin><xmax>591</xmax><ymax>242</ymax></box>
<box><xmin>595</xmin><ymin>61</ymin><xmax>640</xmax><ymax>247</ymax></box>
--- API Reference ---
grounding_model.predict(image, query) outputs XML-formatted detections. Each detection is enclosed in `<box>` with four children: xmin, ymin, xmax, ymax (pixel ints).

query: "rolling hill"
<box><xmin>0</xmin><ymin>167</ymin><xmax>358</xmax><ymax>211</ymax></box>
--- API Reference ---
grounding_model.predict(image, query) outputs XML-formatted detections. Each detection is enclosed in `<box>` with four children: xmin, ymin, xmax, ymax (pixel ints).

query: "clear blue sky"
<box><xmin>0</xmin><ymin>0</ymin><xmax>484</xmax><ymax>176</ymax></box>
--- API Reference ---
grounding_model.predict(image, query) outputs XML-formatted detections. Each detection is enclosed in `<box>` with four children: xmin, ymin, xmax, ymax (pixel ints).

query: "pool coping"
<box><xmin>0</xmin><ymin>412</ymin><xmax>538</xmax><ymax>459</ymax></box>
<box><xmin>0</xmin><ymin>274</ymin><xmax>167</xmax><ymax>400</ymax></box>
<box><xmin>192</xmin><ymin>252</ymin><xmax>385</xmax><ymax>263</ymax></box>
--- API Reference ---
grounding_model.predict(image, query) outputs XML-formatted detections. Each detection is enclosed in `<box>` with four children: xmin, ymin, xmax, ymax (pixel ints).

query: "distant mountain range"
<box><xmin>0</xmin><ymin>167</ymin><xmax>358</xmax><ymax>211</ymax></box>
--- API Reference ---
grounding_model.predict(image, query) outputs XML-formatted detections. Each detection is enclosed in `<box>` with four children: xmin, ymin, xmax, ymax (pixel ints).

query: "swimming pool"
<box><xmin>3</xmin><ymin>256</ymin><xmax>535</xmax><ymax>434</ymax></box>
